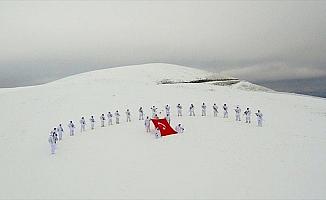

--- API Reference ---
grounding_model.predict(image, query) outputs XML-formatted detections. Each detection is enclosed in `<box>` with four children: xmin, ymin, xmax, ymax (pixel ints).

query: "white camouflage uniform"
<box><xmin>57</xmin><ymin>125</ymin><xmax>64</xmax><ymax>141</ymax></box>
<box><xmin>138</xmin><ymin>107</ymin><xmax>144</xmax><ymax>120</ymax></box>
<box><xmin>90</xmin><ymin>117</ymin><xmax>95</xmax><ymax>129</ymax></box>
<box><xmin>235</xmin><ymin>107</ymin><xmax>241</xmax><ymax>121</ymax></box>
<box><xmin>68</xmin><ymin>122</ymin><xmax>75</xmax><ymax>136</ymax></box>
<box><xmin>80</xmin><ymin>118</ymin><xmax>86</xmax><ymax>132</ymax></box>
<box><xmin>202</xmin><ymin>103</ymin><xmax>207</xmax><ymax>116</ymax></box>
<box><xmin>115</xmin><ymin>111</ymin><xmax>120</xmax><ymax>124</ymax></box>
<box><xmin>213</xmin><ymin>104</ymin><xmax>218</xmax><ymax>117</ymax></box>
<box><xmin>165</xmin><ymin>105</ymin><xmax>171</xmax><ymax>116</ymax></box>
<box><xmin>107</xmin><ymin>112</ymin><xmax>113</xmax><ymax>125</ymax></box>
<box><xmin>100</xmin><ymin>114</ymin><xmax>105</xmax><ymax>127</ymax></box>
<box><xmin>189</xmin><ymin>104</ymin><xmax>195</xmax><ymax>116</ymax></box>
<box><xmin>244</xmin><ymin>109</ymin><xmax>251</xmax><ymax>123</ymax></box>
<box><xmin>177</xmin><ymin>104</ymin><xmax>182</xmax><ymax>116</ymax></box>
<box><xmin>126</xmin><ymin>110</ymin><xmax>131</xmax><ymax>122</ymax></box>
<box><xmin>145</xmin><ymin>117</ymin><xmax>151</xmax><ymax>132</ymax></box>
<box><xmin>48</xmin><ymin>134</ymin><xmax>56</xmax><ymax>154</ymax></box>
<box><xmin>256</xmin><ymin>111</ymin><xmax>263</xmax><ymax>127</ymax></box>
<box><xmin>175</xmin><ymin>124</ymin><xmax>184</xmax><ymax>134</ymax></box>
<box><xmin>223</xmin><ymin>105</ymin><xmax>228</xmax><ymax>118</ymax></box>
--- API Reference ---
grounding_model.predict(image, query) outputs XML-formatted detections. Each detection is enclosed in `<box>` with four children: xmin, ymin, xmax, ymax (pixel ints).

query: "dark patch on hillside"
<box><xmin>159</xmin><ymin>78</ymin><xmax>240</xmax><ymax>85</ymax></box>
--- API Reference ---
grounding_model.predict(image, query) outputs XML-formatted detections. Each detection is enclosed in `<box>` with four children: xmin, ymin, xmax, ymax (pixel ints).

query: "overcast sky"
<box><xmin>1</xmin><ymin>1</ymin><xmax>326</xmax><ymax>87</ymax></box>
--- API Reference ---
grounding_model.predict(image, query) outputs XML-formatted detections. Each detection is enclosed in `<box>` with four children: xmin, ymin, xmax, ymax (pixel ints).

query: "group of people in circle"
<box><xmin>48</xmin><ymin>102</ymin><xmax>263</xmax><ymax>154</ymax></box>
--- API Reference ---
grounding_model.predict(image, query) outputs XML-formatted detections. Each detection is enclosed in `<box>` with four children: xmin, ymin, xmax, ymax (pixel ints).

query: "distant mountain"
<box><xmin>255</xmin><ymin>77</ymin><xmax>326</xmax><ymax>98</ymax></box>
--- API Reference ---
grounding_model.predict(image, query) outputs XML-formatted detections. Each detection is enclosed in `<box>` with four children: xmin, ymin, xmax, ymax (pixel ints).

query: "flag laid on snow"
<box><xmin>151</xmin><ymin>118</ymin><xmax>177</xmax><ymax>136</ymax></box>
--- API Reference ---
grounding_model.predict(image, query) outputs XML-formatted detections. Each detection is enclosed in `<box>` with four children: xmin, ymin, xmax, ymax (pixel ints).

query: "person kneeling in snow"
<box><xmin>175</xmin><ymin>123</ymin><xmax>184</xmax><ymax>134</ymax></box>
<box><xmin>155</xmin><ymin>127</ymin><xmax>161</xmax><ymax>139</ymax></box>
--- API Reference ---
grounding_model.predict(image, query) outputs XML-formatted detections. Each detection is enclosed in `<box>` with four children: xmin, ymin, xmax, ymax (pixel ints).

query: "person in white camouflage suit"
<box><xmin>256</xmin><ymin>110</ymin><xmax>263</xmax><ymax>127</ymax></box>
<box><xmin>234</xmin><ymin>106</ymin><xmax>241</xmax><ymax>121</ymax></box>
<box><xmin>213</xmin><ymin>103</ymin><xmax>218</xmax><ymax>117</ymax></box>
<box><xmin>223</xmin><ymin>104</ymin><xmax>228</xmax><ymax>118</ymax></box>
<box><xmin>80</xmin><ymin>117</ymin><xmax>86</xmax><ymax>132</ymax></box>
<box><xmin>201</xmin><ymin>102</ymin><xmax>207</xmax><ymax>116</ymax></box>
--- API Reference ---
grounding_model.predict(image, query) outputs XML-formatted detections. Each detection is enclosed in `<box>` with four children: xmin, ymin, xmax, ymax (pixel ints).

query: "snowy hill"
<box><xmin>0</xmin><ymin>63</ymin><xmax>326</xmax><ymax>199</ymax></box>
<box><xmin>231</xmin><ymin>81</ymin><xmax>274</xmax><ymax>92</ymax></box>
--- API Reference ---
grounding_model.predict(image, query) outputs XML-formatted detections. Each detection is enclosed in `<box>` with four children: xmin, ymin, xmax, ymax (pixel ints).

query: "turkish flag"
<box><xmin>151</xmin><ymin>118</ymin><xmax>177</xmax><ymax>137</ymax></box>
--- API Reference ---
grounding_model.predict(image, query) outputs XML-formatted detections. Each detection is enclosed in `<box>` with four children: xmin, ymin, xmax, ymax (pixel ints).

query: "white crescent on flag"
<box><xmin>157</xmin><ymin>122</ymin><xmax>166</xmax><ymax>130</ymax></box>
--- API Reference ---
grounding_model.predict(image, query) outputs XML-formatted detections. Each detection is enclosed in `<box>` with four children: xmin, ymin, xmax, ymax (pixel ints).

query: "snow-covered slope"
<box><xmin>231</xmin><ymin>81</ymin><xmax>274</xmax><ymax>92</ymax></box>
<box><xmin>0</xmin><ymin>63</ymin><xmax>326</xmax><ymax>199</ymax></box>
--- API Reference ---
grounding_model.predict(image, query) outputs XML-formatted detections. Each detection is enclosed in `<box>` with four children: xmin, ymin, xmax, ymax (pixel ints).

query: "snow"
<box><xmin>0</xmin><ymin>63</ymin><xmax>326</xmax><ymax>199</ymax></box>
<box><xmin>231</xmin><ymin>80</ymin><xmax>274</xmax><ymax>92</ymax></box>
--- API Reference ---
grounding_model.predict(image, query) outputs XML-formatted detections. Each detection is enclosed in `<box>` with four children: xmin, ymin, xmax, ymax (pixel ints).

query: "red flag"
<box><xmin>151</xmin><ymin>118</ymin><xmax>177</xmax><ymax>137</ymax></box>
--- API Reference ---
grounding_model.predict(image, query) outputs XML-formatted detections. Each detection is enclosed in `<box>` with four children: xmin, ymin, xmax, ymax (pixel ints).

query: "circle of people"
<box><xmin>48</xmin><ymin>103</ymin><xmax>264</xmax><ymax>154</ymax></box>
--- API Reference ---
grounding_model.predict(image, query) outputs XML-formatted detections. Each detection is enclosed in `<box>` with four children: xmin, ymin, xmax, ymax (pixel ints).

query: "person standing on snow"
<box><xmin>138</xmin><ymin>107</ymin><xmax>144</xmax><ymax>120</ymax></box>
<box><xmin>151</xmin><ymin>106</ymin><xmax>157</xmax><ymax>118</ymax></box>
<box><xmin>68</xmin><ymin>121</ymin><xmax>75</xmax><ymax>136</ymax></box>
<box><xmin>213</xmin><ymin>103</ymin><xmax>218</xmax><ymax>117</ymax></box>
<box><xmin>234</xmin><ymin>106</ymin><xmax>241</xmax><ymax>121</ymax></box>
<box><xmin>89</xmin><ymin>116</ymin><xmax>95</xmax><ymax>130</ymax></box>
<box><xmin>144</xmin><ymin>116</ymin><xmax>151</xmax><ymax>132</ymax></box>
<box><xmin>255</xmin><ymin>110</ymin><xmax>263</xmax><ymax>127</ymax></box>
<box><xmin>157</xmin><ymin>111</ymin><xmax>164</xmax><ymax>119</ymax></box>
<box><xmin>177</xmin><ymin>104</ymin><xmax>183</xmax><ymax>116</ymax></box>
<box><xmin>244</xmin><ymin>108</ymin><xmax>251</xmax><ymax>123</ymax></box>
<box><xmin>57</xmin><ymin>124</ymin><xmax>64</xmax><ymax>141</ymax></box>
<box><xmin>189</xmin><ymin>104</ymin><xmax>195</xmax><ymax>116</ymax></box>
<box><xmin>126</xmin><ymin>109</ymin><xmax>131</xmax><ymax>122</ymax></box>
<box><xmin>80</xmin><ymin>117</ymin><xmax>86</xmax><ymax>132</ymax></box>
<box><xmin>107</xmin><ymin>112</ymin><xmax>113</xmax><ymax>125</ymax></box>
<box><xmin>50</xmin><ymin>127</ymin><xmax>58</xmax><ymax>144</ymax></box>
<box><xmin>175</xmin><ymin>123</ymin><xmax>184</xmax><ymax>134</ymax></box>
<box><xmin>115</xmin><ymin>110</ymin><xmax>120</xmax><ymax>124</ymax></box>
<box><xmin>165</xmin><ymin>104</ymin><xmax>171</xmax><ymax>116</ymax></box>
<box><xmin>48</xmin><ymin>133</ymin><xmax>56</xmax><ymax>154</ymax></box>
<box><xmin>166</xmin><ymin>113</ymin><xmax>171</xmax><ymax>124</ymax></box>
<box><xmin>202</xmin><ymin>102</ymin><xmax>207</xmax><ymax>116</ymax></box>
<box><xmin>100</xmin><ymin>114</ymin><xmax>106</xmax><ymax>127</ymax></box>
<box><xmin>223</xmin><ymin>104</ymin><xmax>228</xmax><ymax>118</ymax></box>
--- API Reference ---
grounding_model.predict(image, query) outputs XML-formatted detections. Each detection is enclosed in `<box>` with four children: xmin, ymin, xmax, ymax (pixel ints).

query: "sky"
<box><xmin>0</xmin><ymin>1</ymin><xmax>326</xmax><ymax>87</ymax></box>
